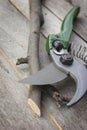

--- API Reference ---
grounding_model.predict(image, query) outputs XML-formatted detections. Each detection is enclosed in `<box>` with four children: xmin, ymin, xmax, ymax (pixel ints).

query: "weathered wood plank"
<box><xmin>41</xmin><ymin>6</ymin><xmax>61</xmax><ymax>35</ymax></box>
<box><xmin>9</xmin><ymin>0</ymin><xmax>87</xmax><ymax>42</ymax></box>
<box><xmin>0</xmin><ymin>1</ymin><xmax>59</xmax><ymax>129</ymax></box>
<box><xmin>0</xmin><ymin>0</ymin><xmax>29</xmax><ymax>76</ymax></box>
<box><xmin>43</xmin><ymin>0</ymin><xmax>87</xmax><ymax>42</ymax></box>
<box><xmin>1</xmin><ymin>0</ymin><xmax>87</xmax><ymax>98</ymax></box>
<box><xmin>9</xmin><ymin>0</ymin><xmax>30</xmax><ymax>20</ymax></box>
<box><xmin>0</xmin><ymin>27</ymin><xmax>29</xmax><ymax>76</ymax></box>
<box><xmin>71</xmin><ymin>0</ymin><xmax>87</xmax><ymax>16</ymax></box>
<box><xmin>0</xmin><ymin>49</ymin><xmax>58</xmax><ymax>130</ymax></box>
<box><xmin>43</xmin><ymin>94</ymin><xmax>87</xmax><ymax>130</ymax></box>
<box><xmin>8</xmin><ymin>0</ymin><xmax>87</xmax><ymax>63</ymax></box>
<box><xmin>0</xmin><ymin>48</ymin><xmax>18</xmax><ymax>80</ymax></box>
<box><xmin>0</xmin><ymin>0</ymin><xmax>29</xmax><ymax>50</ymax></box>
<box><xmin>1</xmin><ymin>0</ymin><xmax>87</xmax><ymax>129</ymax></box>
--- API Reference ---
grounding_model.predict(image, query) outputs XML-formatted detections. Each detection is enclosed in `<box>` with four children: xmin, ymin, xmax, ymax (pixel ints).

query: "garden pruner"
<box><xmin>20</xmin><ymin>6</ymin><xmax>87</xmax><ymax>106</ymax></box>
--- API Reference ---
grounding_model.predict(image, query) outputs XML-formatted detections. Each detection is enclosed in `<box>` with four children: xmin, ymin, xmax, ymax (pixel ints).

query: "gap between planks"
<box><xmin>0</xmin><ymin>48</ymin><xmax>63</xmax><ymax>130</ymax></box>
<box><xmin>9</xmin><ymin>0</ymin><xmax>87</xmax><ymax>44</ymax></box>
<box><xmin>42</xmin><ymin>103</ymin><xmax>63</xmax><ymax>130</ymax></box>
<box><xmin>43</xmin><ymin>3</ymin><xmax>87</xmax><ymax>43</ymax></box>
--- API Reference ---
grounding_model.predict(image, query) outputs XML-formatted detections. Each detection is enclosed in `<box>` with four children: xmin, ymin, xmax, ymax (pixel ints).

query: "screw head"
<box><xmin>60</xmin><ymin>54</ymin><xmax>73</xmax><ymax>66</ymax></box>
<box><xmin>52</xmin><ymin>40</ymin><xmax>64</xmax><ymax>52</ymax></box>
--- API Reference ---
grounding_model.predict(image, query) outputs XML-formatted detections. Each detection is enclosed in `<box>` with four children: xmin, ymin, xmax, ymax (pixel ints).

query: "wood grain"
<box><xmin>9</xmin><ymin>0</ymin><xmax>30</xmax><ymax>20</ymax></box>
<box><xmin>43</xmin><ymin>94</ymin><xmax>87</xmax><ymax>130</ymax></box>
<box><xmin>0</xmin><ymin>1</ymin><xmax>58</xmax><ymax>129</ymax></box>
<box><xmin>1</xmin><ymin>0</ymin><xmax>87</xmax><ymax>129</ymax></box>
<box><xmin>9</xmin><ymin>0</ymin><xmax>87</xmax><ymax>43</ymax></box>
<box><xmin>0</xmin><ymin>52</ymin><xmax>57</xmax><ymax>130</ymax></box>
<box><xmin>43</xmin><ymin>0</ymin><xmax>87</xmax><ymax>42</ymax></box>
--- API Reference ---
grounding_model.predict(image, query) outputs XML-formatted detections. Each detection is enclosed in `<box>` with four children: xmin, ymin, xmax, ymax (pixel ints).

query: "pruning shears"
<box><xmin>20</xmin><ymin>6</ymin><xmax>87</xmax><ymax>106</ymax></box>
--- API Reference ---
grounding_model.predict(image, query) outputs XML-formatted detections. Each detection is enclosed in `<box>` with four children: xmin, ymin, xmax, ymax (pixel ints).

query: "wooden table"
<box><xmin>0</xmin><ymin>0</ymin><xmax>87</xmax><ymax>129</ymax></box>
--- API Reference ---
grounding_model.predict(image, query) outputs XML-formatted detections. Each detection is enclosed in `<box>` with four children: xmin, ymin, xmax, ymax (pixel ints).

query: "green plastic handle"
<box><xmin>46</xmin><ymin>6</ymin><xmax>80</xmax><ymax>54</ymax></box>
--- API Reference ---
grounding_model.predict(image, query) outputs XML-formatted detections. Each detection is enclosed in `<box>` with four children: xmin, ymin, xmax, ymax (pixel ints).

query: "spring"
<box><xmin>71</xmin><ymin>43</ymin><xmax>87</xmax><ymax>64</ymax></box>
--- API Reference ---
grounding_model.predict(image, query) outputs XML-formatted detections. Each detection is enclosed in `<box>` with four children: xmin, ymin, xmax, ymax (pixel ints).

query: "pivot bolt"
<box><xmin>60</xmin><ymin>54</ymin><xmax>73</xmax><ymax>66</ymax></box>
<box><xmin>52</xmin><ymin>40</ymin><xmax>64</xmax><ymax>52</ymax></box>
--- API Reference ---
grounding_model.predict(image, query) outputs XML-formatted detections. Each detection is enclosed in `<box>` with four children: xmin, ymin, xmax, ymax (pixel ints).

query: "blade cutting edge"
<box><xmin>20</xmin><ymin>63</ymin><xmax>67</xmax><ymax>85</ymax></box>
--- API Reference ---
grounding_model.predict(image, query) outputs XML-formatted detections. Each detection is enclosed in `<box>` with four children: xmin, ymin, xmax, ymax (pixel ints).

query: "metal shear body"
<box><xmin>46</xmin><ymin>6</ymin><xmax>87</xmax><ymax>106</ymax></box>
<box><xmin>20</xmin><ymin>6</ymin><xmax>87</xmax><ymax>106</ymax></box>
<box><xmin>50</xmin><ymin>48</ymin><xmax>87</xmax><ymax>106</ymax></box>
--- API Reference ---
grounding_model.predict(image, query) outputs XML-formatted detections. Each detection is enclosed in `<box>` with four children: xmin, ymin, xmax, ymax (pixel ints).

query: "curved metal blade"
<box><xmin>67</xmin><ymin>63</ymin><xmax>87</xmax><ymax>106</ymax></box>
<box><xmin>20</xmin><ymin>63</ymin><xmax>67</xmax><ymax>85</ymax></box>
<box><xmin>50</xmin><ymin>50</ymin><xmax>87</xmax><ymax>106</ymax></box>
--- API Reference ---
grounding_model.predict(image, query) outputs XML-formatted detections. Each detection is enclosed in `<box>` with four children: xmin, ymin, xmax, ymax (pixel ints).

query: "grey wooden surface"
<box><xmin>0</xmin><ymin>0</ymin><xmax>58</xmax><ymax>130</ymax></box>
<box><xmin>43</xmin><ymin>0</ymin><xmax>87</xmax><ymax>42</ymax></box>
<box><xmin>0</xmin><ymin>50</ymin><xmax>57</xmax><ymax>130</ymax></box>
<box><xmin>0</xmin><ymin>0</ymin><xmax>87</xmax><ymax>130</ymax></box>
